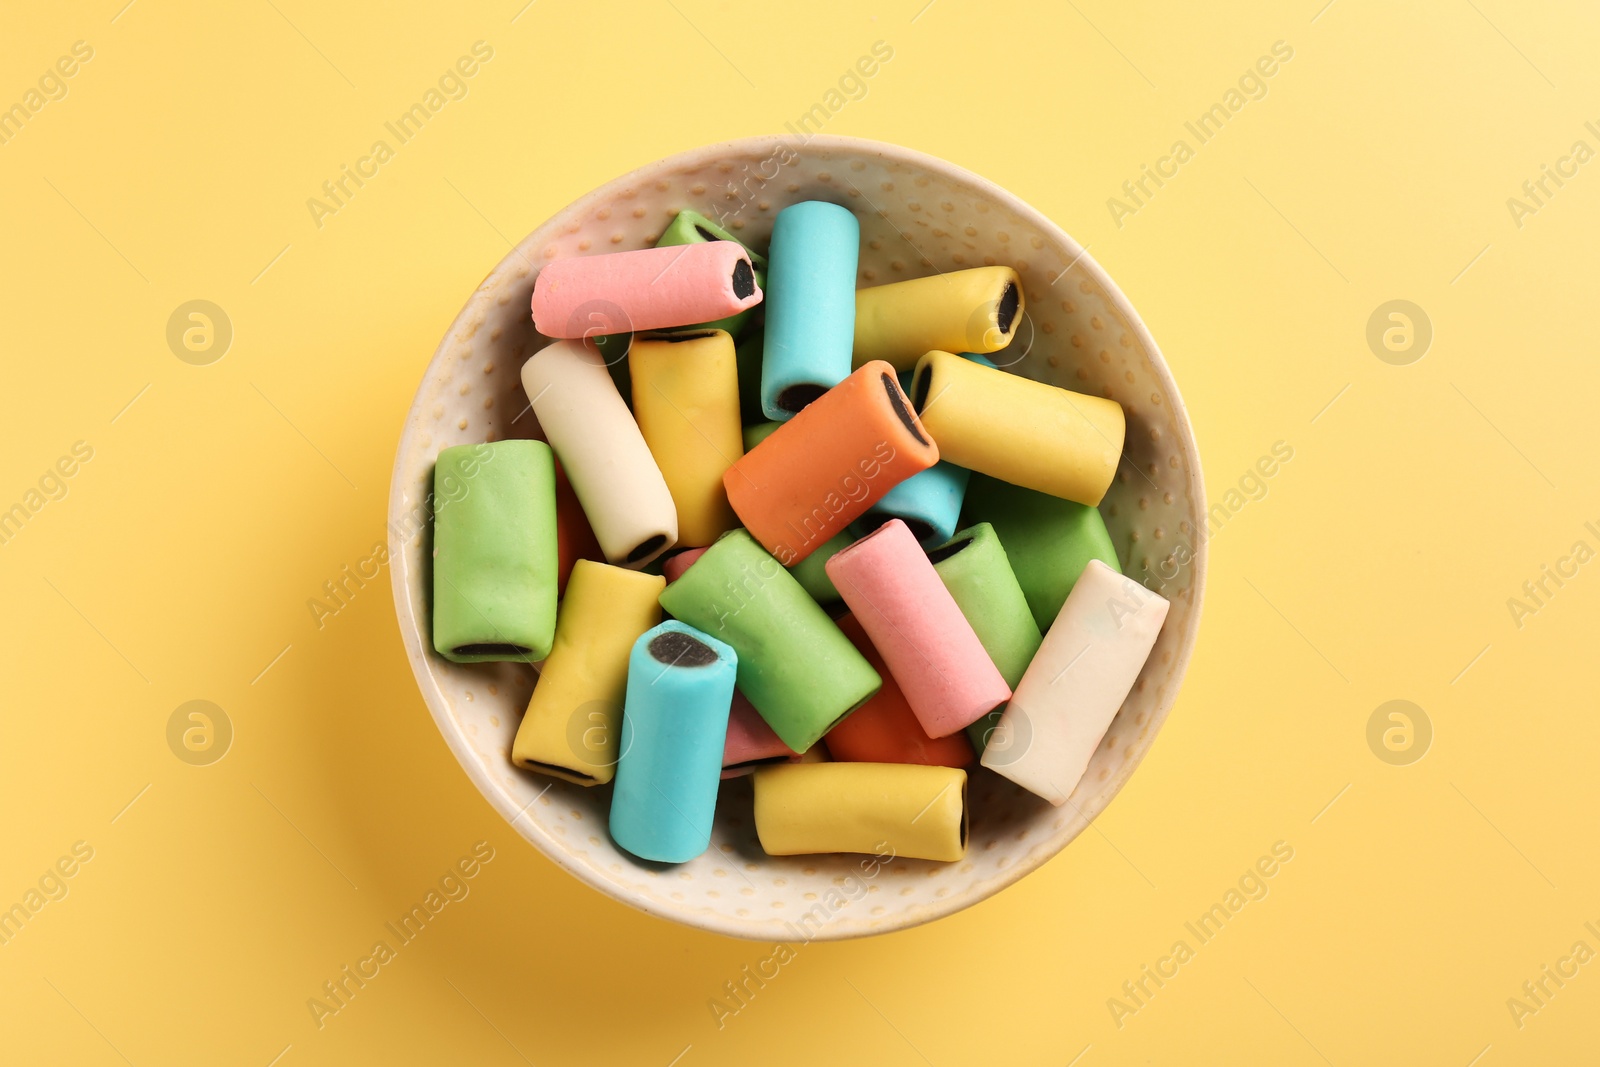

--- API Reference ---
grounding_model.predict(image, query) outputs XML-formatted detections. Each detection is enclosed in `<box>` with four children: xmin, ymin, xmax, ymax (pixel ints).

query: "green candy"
<box><xmin>657</xmin><ymin>209</ymin><xmax>769</xmax><ymax>271</ymax></box>
<box><xmin>431</xmin><ymin>440</ymin><xmax>558</xmax><ymax>663</ymax></box>
<box><xmin>786</xmin><ymin>528</ymin><xmax>852</xmax><ymax>606</ymax></box>
<box><xmin>736</xmin><ymin>333</ymin><xmax>766</xmax><ymax>426</ymax></box>
<box><xmin>741</xmin><ymin>420</ymin><xmax>782</xmax><ymax>452</ymax></box>
<box><xmin>928</xmin><ymin>523</ymin><xmax>1043</xmax><ymax>755</ymax></box>
<box><xmin>960</xmin><ymin>474</ymin><xmax>1122</xmax><ymax>633</ymax></box>
<box><xmin>658</xmin><ymin>530</ymin><xmax>879</xmax><ymax>751</ymax></box>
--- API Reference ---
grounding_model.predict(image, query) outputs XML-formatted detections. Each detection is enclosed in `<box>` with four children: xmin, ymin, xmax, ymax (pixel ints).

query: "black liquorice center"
<box><xmin>883</xmin><ymin>372</ymin><xmax>927</xmax><ymax>446</ymax></box>
<box><xmin>995</xmin><ymin>282</ymin><xmax>1019</xmax><ymax>336</ymax></box>
<box><xmin>912</xmin><ymin>367</ymin><xmax>931</xmax><ymax>413</ymax></box>
<box><xmin>643</xmin><ymin>330</ymin><xmax>718</xmax><ymax>344</ymax></box>
<box><xmin>453</xmin><ymin>643</ymin><xmax>531</xmax><ymax>657</ymax></box>
<box><xmin>649</xmin><ymin>630</ymin><xmax>719</xmax><ymax>667</ymax></box>
<box><xmin>925</xmin><ymin>536</ymin><xmax>974</xmax><ymax>565</ymax></box>
<box><xmin>731</xmin><ymin>258</ymin><xmax>755</xmax><ymax>299</ymax></box>
<box><xmin>627</xmin><ymin>534</ymin><xmax>667</xmax><ymax>563</ymax></box>
<box><xmin>775</xmin><ymin>383</ymin><xmax>827</xmax><ymax>413</ymax></box>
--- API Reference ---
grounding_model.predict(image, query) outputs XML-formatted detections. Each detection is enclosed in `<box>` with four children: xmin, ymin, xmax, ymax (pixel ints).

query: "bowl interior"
<box><xmin>388</xmin><ymin>136</ymin><xmax>1205</xmax><ymax>940</ymax></box>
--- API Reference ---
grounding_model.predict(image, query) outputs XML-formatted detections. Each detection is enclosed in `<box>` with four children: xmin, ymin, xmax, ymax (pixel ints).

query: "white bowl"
<box><xmin>388</xmin><ymin>135</ymin><xmax>1206</xmax><ymax>940</ymax></box>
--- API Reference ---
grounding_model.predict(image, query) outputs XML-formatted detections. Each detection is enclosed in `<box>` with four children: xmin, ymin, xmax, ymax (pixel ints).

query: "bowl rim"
<box><xmin>388</xmin><ymin>133</ymin><xmax>1208</xmax><ymax>940</ymax></box>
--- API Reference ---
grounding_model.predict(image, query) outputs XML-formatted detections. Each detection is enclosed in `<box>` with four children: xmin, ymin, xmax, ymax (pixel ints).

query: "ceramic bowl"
<box><xmin>388</xmin><ymin>135</ymin><xmax>1206</xmax><ymax>940</ymax></box>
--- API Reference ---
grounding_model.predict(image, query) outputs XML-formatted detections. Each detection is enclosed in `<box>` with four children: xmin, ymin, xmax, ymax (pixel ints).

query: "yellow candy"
<box><xmin>912</xmin><ymin>349</ymin><xmax>1125</xmax><ymax>506</ymax></box>
<box><xmin>753</xmin><ymin>762</ymin><xmax>967</xmax><ymax>862</ymax></box>
<box><xmin>510</xmin><ymin>560</ymin><xmax>664</xmax><ymax>785</ymax></box>
<box><xmin>853</xmin><ymin>266</ymin><xmax>1023</xmax><ymax>371</ymax></box>
<box><xmin>630</xmin><ymin>330</ymin><xmax>744</xmax><ymax>547</ymax></box>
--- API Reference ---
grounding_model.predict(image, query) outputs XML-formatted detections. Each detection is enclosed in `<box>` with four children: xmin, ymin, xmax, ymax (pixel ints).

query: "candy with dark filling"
<box><xmin>609</xmin><ymin>621</ymin><xmax>737</xmax><ymax>863</ymax></box>
<box><xmin>852</xmin><ymin>266</ymin><xmax>1025</xmax><ymax>372</ymax></box>
<box><xmin>430</xmin><ymin>440</ymin><xmax>558</xmax><ymax>663</ymax></box>
<box><xmin>760</xmin><ymin>201</ymin><xmax>859</xmax><ymax>420</ymax></box>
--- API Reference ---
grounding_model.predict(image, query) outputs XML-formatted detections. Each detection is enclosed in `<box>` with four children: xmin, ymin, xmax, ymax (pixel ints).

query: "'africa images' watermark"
<box><xmin>305</xmin><ymin>42</ymin><xmax>494</xmax><ymax>230</ymax></box>
<box><xmin>1106</xmin><ymin>41</ymin><xmax>1295</xmax><ymax>229</ymax></box>
<box><xmin>1107</xmin><ymin>841</ymin><xmax>1295</xmax><ymax>1029</ymax></box>
<box><xmin>1504</xmin><ymin>517</ymin><xmax>1600</xmax><ymax>630</ymax></box>
<box><xmin>706</xmin><ymin>842</ymin><xmax>897</xmax><ymax>1030</ymax></box>
<box><xmin>1505</xmin><ymin>119</ymin><xmax>1600</xmax><ymax>230</ymax></box>
<box><xmin>0</xmin><ymin>40</ymin><xmax>94</xmax><ymax>148</ymax></box>
<box><xmin>306</xmin><ymin>841</ymin><xmax>496</xmax><ymax>1029</ymax></box>
<box><xmin>704</xmin><ymin>40</ymin><xmax>896</xmax><ymax>233</ymax></box>
<box><xmin>1141</xmin><ymin>440</ymin><xmax>1294</xmax><ymax>596</ymax></box>
<box><xmin>1</xmin><ymin>441</ymin><xmax>95</xmax><ymax>549</ymax></box>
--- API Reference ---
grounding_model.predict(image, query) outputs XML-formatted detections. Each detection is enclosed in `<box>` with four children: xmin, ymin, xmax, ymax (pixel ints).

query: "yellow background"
<box><xmin>3</xmin><ymin>0</ymin><xmax>1596</xmax><ymax>1063</ymax></box>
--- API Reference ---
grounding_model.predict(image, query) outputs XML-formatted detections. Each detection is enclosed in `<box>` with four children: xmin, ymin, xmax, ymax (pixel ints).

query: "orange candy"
<box><xmin>722</xmin><ymin>360</ymin><xmax>938</xmax><ymax>565</ymax></box>
<box><xmin>824</xmin><ymin>614</ymin><xmax>974</xmax><ymax>768</ymax></box>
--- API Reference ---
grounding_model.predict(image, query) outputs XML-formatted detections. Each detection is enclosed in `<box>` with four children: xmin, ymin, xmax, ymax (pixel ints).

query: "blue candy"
<box><xmin>760</xmin><ymin>201</ymin><xmax>858</xmax><ymax>421</ymax></box>
<box><xmin>609</xmin><ymin>621</ymin><xmax>738</xmax><ymax>863</ymax></box>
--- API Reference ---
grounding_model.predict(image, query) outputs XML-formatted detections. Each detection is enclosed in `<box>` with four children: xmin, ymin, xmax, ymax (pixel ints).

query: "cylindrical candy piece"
<box><xmin>826</xmin><ymin>615</ymin><xmax>974</xmax><ymax>767</ymax></box>
<box><xmin>531</xmin><ymin>241</ymin><xmax>762</xmax><ymax>338</ymax></box>
<box><xmin>760</xmin><ymin>201</ymin><xmax>859</xmax><ymax>420</ymax></box>
<box><xmin>753</xmin><ymin>763</ymin><xmax>966</xmax><ymax>862</ymax></box>
<box><xmin>609</xmin><ymin>622</ymin><xmax>738</xmax><ymax>863</ymax></box>
<box><xmin>853</xmin><ymin>266</ymin><xmax>1023</xmax><ymax>371</ymax></box>
<box><xmin>510</xmin><ymin>561</ymin><xmax>665</xmax><ymax>784</ymax></box>
<box><xmin>431</xmin><ymin>440</ymin><xmax>557</xmax><ymax>663</ymax></box>
<box><xmin>553</xmin><ymin>459</ymin><xmax>603</xmax><ymax>595</ymax></box>
<box><xmin>725</xmin><ymin>360</ymin><xmax>938</xmax><ymax>565</ymax></box>
<box><xmin>912</xmin><ymin>349</ymin><xmax>1125</xmax><ymax>505</ymax></box>
<box><xmin>722</xmin><ymin>692</ymin><xmax>801</xmax><ymax>778</ymax></box>
<box><xmin>981</xmin><ymin>560</ymin><xmax>1169</xmax><ymax>805</ymax></box>
<box><xmin>658</xmin><ymin>530</ymin><xmax>880</xmax><ymax>752</ymax></box>
<box><xmin>656</xmin><ymin>209</ymin><xmax>767</xmax><ymax>339</ymax></box>
<box><xmin>522</xmin><ymin>339</ymin><xmax>678</xmax><ymax>568</ymax></box>
<box><xmin>629</xmin><ymin>330</ymin><xmax>744</xmax><ymax>547</ymax></box>
<box><xmin>826</xmin><ymin>519</ymin><xmax>1010</xmax><ymax>738</ymax></box>
<box><xmin>928</xmin><ymin>522</ymin><xmax>1043</xmax><ymax>754</ymax></box>
<box><xmin>961</xmin><ymin>474</ymin><xmax>1122</xmax><ymax>631</ymax></box>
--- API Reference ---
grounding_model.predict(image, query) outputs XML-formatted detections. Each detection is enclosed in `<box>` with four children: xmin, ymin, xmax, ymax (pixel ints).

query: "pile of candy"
<box><xmin>430</xmin><ymin>202</ymin><xmax>1170</xmax><ymax>865</ymax></box>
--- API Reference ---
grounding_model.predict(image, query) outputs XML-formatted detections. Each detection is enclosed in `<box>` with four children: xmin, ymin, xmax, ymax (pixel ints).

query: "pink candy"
<box><xmin>721</xmin><ymin>694</ymin><xmax>801</xmax><ymax>778</ymax></box>
<box><xmin>661</xmin><ymin>547</ymin><xmax>708</xmax><ymax>584</ymax></box>
<box><xmin>826</xmin><ymin>518</ymin><xmax>1011</xmax><ymax>738</ymax></box>
<box><xmin>531</xmin><ymin>241</ymin><xmax>762</xmax><ymax>338</ymax></box>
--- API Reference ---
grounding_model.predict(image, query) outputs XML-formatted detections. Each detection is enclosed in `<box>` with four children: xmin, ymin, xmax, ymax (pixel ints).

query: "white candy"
<box><xmin>520</xmin><ymin>340</ymin><xmax>678</xmax><ymax>568</ymax></box>
<box><xmin>980</xmin><ymin>560</ymin><xmax>1168</xmax><ymax>806</ymax></box>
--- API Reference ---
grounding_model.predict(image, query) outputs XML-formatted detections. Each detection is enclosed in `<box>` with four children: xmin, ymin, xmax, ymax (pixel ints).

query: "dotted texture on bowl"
<box><xmin>389</xmin><ymin>136</ymin><xmax>1206</xmax><ymax>941</ymax></box>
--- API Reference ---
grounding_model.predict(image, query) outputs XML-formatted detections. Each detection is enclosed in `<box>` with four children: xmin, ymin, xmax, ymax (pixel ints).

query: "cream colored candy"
<box><xmin>521</xmin><ymin>340</ymin><xmax>678</xmax><ymax>568</ymax></box>
<box><xmin>980</xmin><ymin>560</ymin><xmax>1168</xmax><ymax>806</ymax></box>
